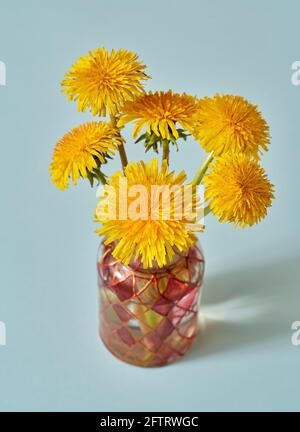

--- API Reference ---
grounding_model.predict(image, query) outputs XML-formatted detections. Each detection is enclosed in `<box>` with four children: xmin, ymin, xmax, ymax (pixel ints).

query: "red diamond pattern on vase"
<box><xmin>171</xmin><ymin>287</ymin><xmax>198</xmax><ymax>326</ymax></box>
<box><xmin>152</xmin><ymin>297</ymin><xmax>174</xmax><ymax>316</ymax></box>
<box><xmin>163</xmin><ymin>277</ymin><xmax>193</xmax><ymax>302</ymax></box>
<box><xmin>112</xmin><ymin>304</ymin><xmax>133</xmax><ymax>322</ymax></box>
<box><xmin>116</xmin><ymin>327</ymin><xmax>135</xmax><ymax>347</ymax></box>
<box><xmin>112</xmin><ymin>275</ymin><xmax>134</xmax><ymax>301</ymax></box>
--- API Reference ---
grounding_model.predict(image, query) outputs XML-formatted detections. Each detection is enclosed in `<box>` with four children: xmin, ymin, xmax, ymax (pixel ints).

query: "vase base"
<box><xmin>99</xmin><ymin>318</ymin><xmax>198</xmax><ymax>368</ymax></box>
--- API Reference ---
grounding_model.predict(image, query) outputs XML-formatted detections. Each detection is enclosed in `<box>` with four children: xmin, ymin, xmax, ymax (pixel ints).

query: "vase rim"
<box><xmin>98</xmin><ymin>240</ymin><xmax>203</xmax><ymax>279</ymax></box>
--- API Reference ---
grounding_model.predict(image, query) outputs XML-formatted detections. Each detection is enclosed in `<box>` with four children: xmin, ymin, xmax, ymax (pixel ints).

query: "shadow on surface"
<box><xmin>186</xmin><ymin>255</ymin><xmax>300</xmax><ymax>360</ymax></box>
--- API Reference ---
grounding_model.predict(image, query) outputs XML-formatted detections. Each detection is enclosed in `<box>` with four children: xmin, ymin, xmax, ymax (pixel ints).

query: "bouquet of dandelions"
<box><xmin>50</xmin><ymin>48</ymin><xmax>274</xmax><ymax>367</ymax></box>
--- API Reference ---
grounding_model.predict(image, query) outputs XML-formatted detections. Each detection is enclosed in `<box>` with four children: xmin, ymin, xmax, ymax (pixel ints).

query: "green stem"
<box><xmin>118</xmin><ymin>142</ymin><xmax>128</xmax><ymax>172</ymax></box>
<box><xmin>110</xmin><ymin>114</ymin><xmax>128</xmax><ymax>172</ymax></box>
<box><xmin>162</xmin><ymin>139</ymin><xmax>170</xmax><ymax>166</ymax></box>
<box><xmin>192</xmin><ymin>151</ymin><xmax>214</xmax><ymax>185</ymax></box>
<box><xmin>204</xmin><ymin>205</ymin><xmax>212</xmax><ymax>217</ymax></box>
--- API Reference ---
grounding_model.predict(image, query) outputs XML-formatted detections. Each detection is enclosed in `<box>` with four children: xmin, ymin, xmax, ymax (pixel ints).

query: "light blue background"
<box><xmin>0</xmin><ymin>0</ymin><xmax>299</xmax><ymax>412</ymax></box>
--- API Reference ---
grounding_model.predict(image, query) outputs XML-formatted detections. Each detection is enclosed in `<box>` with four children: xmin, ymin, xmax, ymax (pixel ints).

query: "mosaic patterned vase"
<box><xmin>97</xmin><ymin>242</ymin><xmax>205</xmax><ymax>367</ymax></box>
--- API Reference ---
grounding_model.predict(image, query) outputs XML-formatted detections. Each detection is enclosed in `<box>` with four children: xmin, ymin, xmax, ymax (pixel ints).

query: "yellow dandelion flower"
<box><xmin>50</xmin><ymin>122</ymin><xmax>119</xmax><ymax>190</ymax></box>
<box><xmin>61</xmin><ymin>48</ymin><xmax>149</xmax><ymax>116</ymax></box>
<box><xmin>118</xmin><ymin>90</ymin><xmax>199</xmax><ymax>140</ymax></box>
<box><xmin>95</xmin><ymin>158</ymin><xmax>198</xmax><ymax>268</ymax></box>
<box><xmin>203</xmin><ymin>154</ymin><xmax>274</xmax><ymax>227</ymax></box>
<box><xmin>192</xmin><ymin>94</ymin><xmax>270</xmax><ymax>159</ymax></box>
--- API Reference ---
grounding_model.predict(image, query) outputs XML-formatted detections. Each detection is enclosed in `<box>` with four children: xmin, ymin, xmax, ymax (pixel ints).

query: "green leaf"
<box><xmin>135</xmin><ymin>133</ymin><xmax>147</xmax><ymax>144</ymax></box>
<box><xmin>92</xmin><ymin>167</ymin><xmax>107</xmax><ymax>185</ymax></box>
<box><xmin>87</xmin><ymin>171</ymin><xmax>94</xmax><ymax>188</ymax></box>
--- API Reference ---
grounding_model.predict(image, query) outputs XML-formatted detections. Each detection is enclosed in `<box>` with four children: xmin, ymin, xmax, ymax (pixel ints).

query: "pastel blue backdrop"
<box><xmin>0</xmin><ymin>0</ymin><xmax>299</xmax><ymax>411</ymax></box>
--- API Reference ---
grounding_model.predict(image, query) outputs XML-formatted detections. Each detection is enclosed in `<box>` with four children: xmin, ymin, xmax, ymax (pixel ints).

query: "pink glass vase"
<box><xmin>97</xmin><ymin>242</ymin><xmax>204</xmax><ymax>367</ymax></box>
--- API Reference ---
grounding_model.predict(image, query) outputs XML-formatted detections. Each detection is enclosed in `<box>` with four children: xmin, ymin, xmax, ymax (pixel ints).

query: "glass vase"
<box><xmin>97</xmin><ymin>242</ymin><xmax>205</xmax><ymax>367</ymax></box>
